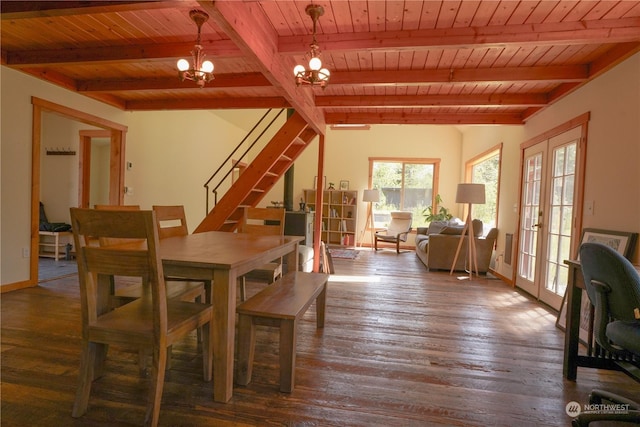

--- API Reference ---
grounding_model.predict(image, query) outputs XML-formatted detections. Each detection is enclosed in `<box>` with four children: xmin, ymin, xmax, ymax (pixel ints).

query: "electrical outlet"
<box><xmin>22</xmin><ymin>248</ymin><xmax>30</xmax><ymax>258</ymax></box>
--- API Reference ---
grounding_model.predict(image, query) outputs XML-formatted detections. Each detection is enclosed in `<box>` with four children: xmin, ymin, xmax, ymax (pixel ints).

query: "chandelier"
<box><xmin>293</xmin><ymin>5</ymin><xmax>330</xmax><ymax>88</ymax></box>
<box><xmin>177</xmin><ymin>9</ymin><xmax>214</xmax><ymax>88</ymax></box>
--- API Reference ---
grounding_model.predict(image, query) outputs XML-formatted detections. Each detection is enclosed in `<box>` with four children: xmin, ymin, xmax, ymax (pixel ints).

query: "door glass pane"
<box><xmin>544</xmin><ymin>143</ymin><xmax>576</xmax><ymax>296</ymax></box>
<box><xmin>519</xmin><ymin>153</ymin><xmax>542</xmax><ymax>282</ymax></box>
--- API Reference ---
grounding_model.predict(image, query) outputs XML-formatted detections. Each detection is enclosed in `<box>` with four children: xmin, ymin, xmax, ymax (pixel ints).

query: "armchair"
<box><xmin>572</xmin><ymin>242</ymin><xmax>640</xmax><ymax>426</ymax></box>
<box><xmin>374</xmin><ymin>211</ymin><xmax>412</xmax><ymax>254</ymax></box>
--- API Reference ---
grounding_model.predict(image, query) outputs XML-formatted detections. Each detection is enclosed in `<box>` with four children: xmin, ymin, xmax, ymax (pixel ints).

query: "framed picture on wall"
<box><xmin>579</xmin><ymin>228</ymin><xmax>638</xmax><ymax>260</ymax></box>
<box><xmin>339</xmin><ymin>180</ymin><xmax>349</xmax><ymax>190</ymax></box>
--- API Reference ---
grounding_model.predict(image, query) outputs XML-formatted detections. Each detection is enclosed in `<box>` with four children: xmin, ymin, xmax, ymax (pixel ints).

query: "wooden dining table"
<box><xmin>158</xmin><ymin>231</ymin><xmax>302</xmax><ymax>403</ymax></box>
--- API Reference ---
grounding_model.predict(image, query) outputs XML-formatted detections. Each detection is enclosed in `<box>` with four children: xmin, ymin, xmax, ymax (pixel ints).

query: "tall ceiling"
<box><xmin>2</xmin><ymin>1</ymin><xmax>639</xmax><ymax>132</ymax></box>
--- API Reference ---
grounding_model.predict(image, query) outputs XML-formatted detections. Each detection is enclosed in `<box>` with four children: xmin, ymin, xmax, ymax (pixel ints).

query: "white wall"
<box><xmin>89</xmin><ymin>139</ymin><xmax>111</xmax><ymax>207</ymax></box>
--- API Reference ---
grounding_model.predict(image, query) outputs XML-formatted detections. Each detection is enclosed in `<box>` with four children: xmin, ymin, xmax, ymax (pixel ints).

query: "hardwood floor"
<box><xmin>2</xmin><ymin>249</ymin><xmax>639</xmax><ymax>426</ymax></box>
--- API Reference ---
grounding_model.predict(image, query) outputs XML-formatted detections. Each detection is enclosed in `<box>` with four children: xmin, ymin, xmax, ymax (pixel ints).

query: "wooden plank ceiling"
<box><xmin>2</xmin><ymin>1</ymin><xmax>640</xmax><ymax>129</ymax></box>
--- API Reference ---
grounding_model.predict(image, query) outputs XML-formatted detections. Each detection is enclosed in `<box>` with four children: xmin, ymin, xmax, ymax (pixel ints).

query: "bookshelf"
<box><xmin>303</xmin><ymin>189</ymin><xmax>358</xmax><ymax>246</ymax></box>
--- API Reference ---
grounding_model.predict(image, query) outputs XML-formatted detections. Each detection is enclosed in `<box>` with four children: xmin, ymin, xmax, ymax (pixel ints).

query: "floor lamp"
<box><xmin>360</xmin><ymin>189</ymin><xmax>379</xmax><ymax>250</ymax></box>
<box><xmin>450</xmin><ymin>183</ymin><xmax>485</xmax><ymax>280</ymax></box>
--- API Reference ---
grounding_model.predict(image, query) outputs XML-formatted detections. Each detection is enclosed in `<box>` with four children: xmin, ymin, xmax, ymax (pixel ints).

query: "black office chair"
<box><xmin>572</xmin><ymin>242</ymin><xmax>640</xmax><ymax>427</ymax></box>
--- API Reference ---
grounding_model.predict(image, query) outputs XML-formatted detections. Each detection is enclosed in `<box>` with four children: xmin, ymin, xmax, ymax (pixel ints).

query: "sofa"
<box><xmin>415</xmin><ymin>219</ymin><xmax>497</xmax><ymax>273</ymax></box>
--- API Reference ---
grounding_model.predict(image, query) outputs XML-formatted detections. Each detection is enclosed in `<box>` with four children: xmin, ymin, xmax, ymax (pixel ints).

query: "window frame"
<box><xmin>368</xmin><ymin>157</ymin><xmax>441</xmax><ymax>230</ymax></box>
<box><xmin>463</xmin><ymin>144</ymin><xmax>502</xmax><ymax>232</ymax></box>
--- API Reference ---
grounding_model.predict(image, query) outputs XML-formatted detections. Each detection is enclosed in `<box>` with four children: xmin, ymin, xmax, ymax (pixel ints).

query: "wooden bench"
<box><xmin>235</xmin><ymin>271</ymin><xmax>329</xmax><ymax>392</ymax></box>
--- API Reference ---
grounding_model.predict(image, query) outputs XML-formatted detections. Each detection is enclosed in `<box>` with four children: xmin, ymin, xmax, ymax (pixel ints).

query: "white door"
<box><xmin>516</xmin><ymin>127</ymin><xmax>581</xmax><ymax>309</ymax></box>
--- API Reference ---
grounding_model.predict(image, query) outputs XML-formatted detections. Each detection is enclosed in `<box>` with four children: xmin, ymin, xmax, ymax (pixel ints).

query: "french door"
<box><xmin>516</xmin><ymin>126</ymin><xmax>582</xmax><ymax>310</ymax></box>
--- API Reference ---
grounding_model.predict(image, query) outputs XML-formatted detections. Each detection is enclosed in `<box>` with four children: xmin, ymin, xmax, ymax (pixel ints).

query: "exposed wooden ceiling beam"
<box><xmin>329</xmin><ymin>66</ymin><xmax>588</xmax><ymax>86</ymax></box>
<box><xmin>279</xmin><ymin>18</ymin><xmax>640</xmax><ymax>53</ymax></box>
<box><xmin>201</xmin><ymin>0</ymin><xmax>325</xmax><ymax>134</ymax></box>
<box><xmin>4</xmin><ymin>41</ymin><xmax>241</xmax><ymax>67</ymax></box>
<box><xmin>77</xmin><ymin>73</ymin><xmax>270</xmax><ymax>92</ymax></box>
<box><xmin>316</xmin><ymin>94</ymin><xmax>547</xmax><ymax>108</ymax></box>
<box><xmin>125</xmin><ymin>97</ymin><xmax>289</xmax><ymax>111</ymax></box>
<box><xmin>0</xmin><ymin>0</ymin><xmax>182</xmax><ymax>19</ymax></box>
<box><xmin>325</xmin><ymin>112</ymin><xmax>524</xmax><ymax>125</ymax></box>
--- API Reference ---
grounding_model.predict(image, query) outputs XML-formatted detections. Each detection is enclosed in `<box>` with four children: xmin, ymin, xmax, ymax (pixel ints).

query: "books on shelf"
<box><xmin>340</xmin><ymin>234</ymin><xmax>354</xmax><ymax>246</ymax></box>
<box><xmin>303</xmin><ymin>188</ymin><xmax>358</xmax><ymax>246</ymax></box>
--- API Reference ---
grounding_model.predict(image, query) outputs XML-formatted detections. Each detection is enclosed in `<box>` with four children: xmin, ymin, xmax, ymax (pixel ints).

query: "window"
<box><xmin>465</xmin><ymin>145</ymin><xmax>502</xmax><ymax>233</ymax></box>
<box><xmin>370</xmin><ymin>158</ymin><xmax>440</xmax><ymax>229</ymax></box>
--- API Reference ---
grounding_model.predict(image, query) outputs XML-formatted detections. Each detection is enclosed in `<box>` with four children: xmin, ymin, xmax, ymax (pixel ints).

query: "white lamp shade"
<box><xmin>177</xmin><ymin>58</ymin><xmax>190</xmax><ymax>71</ymax></box>
<box><xmin>456</xmin><ymin>183</ymin><xmax>486</xmax><ymax>204</ymax></box>
<box><xmin>201</xmin><ymin>60</ymin><xmax>214</xmax><ymax>73</ymax></box>
<box><xmin>309</xmin><ymin>56</ymin><xmax>322</xmax><ymax>71</ymax></box>
<box><xmin>363</xmin><ymin>189</ymin><xmax>380</xmax><ymax>203</ymax></box>
<box><xmin>293</xmin><ymin>64</ymin><xmax>305</xmax><ymax>76</ymax></box>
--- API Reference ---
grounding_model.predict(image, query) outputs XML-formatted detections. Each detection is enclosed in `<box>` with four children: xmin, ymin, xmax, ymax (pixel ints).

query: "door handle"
<box><xmin>532</xmin><ymin>223</ymin><xmax>542</xmax><ymax>229</ymax></box>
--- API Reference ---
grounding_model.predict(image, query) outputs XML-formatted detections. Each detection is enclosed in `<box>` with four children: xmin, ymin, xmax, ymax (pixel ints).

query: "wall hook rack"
<box><xmin>46</xmin><ymin>147</ymin><xmax>76</xmax><ymax>156</ymax></box>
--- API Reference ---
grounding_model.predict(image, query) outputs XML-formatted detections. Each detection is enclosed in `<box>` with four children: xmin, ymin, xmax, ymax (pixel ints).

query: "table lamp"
<box><xmin>450</xmin><ymin>183</ymin><xmax>485</xmax><ymax>279</ymax></box>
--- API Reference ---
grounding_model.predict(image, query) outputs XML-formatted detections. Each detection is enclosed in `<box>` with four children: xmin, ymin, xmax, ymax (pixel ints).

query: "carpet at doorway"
<box><xmin>329</xmin><ymin>249</ymin><xmax>359</xmax><ymax>260</ymax></box>
<box><xmin>39</xmin><ymin>258</ymin><xmax>77</xmax><ymax>282</ymax></box>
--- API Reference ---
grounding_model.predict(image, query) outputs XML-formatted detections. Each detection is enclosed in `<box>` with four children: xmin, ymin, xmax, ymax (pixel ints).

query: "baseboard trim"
<box><xmin>488</xmin><ymin>268</ymin><xmax>513</xmax><ymax>286</ymax></box>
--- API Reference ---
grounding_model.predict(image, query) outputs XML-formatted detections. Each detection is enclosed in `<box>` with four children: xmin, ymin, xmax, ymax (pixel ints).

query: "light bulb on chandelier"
<box><xmin>293</xmin><ymin>5</ymin><xmax>330</xmax><ymax>88</ymax></box>
<box><xmin>177</xmin><ymin>10</ymin><xmax>214</xmax><ymax>88</ymax></box>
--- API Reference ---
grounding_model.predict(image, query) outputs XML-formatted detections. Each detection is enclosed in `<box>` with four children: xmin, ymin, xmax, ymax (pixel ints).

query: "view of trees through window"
<box><xmin>371</xmin><ymin>160</ymin><xmax>437</xmax><ymax>228</ymax></box>
<box><xmin>466</xmin><ymin>147</ymin><xmax>501</xmax><ymax>232</ymax></box>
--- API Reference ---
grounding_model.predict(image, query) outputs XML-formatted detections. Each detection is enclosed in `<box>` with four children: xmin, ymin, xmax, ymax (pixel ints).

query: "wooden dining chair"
<box><xmin>69</xmin><ymin>208</ymin><xmax>213</xmax><ymax>427</ymax></box>
<box><xmin>237</xmin><ymin>207</ymin><xmax>286</xmax><ymax>301</ymax></box>
<box><xmin>95</xmin><ymin>204</ymin><xmax>204</xmax><ymax>305</ymax></box>
<box><xmin>152</xmin><ymin>205</ymin><xmax>207</xmax><ymax>339</ymax></box>
<box><xmin>152</xmin><ymin>204</ymin><xmax>189</xmax><ymax>239</ymax></box>
<box><xmin>96</xmin><ymin>204</ymin><xmax>205</xmax><ymax>371</ymax></box>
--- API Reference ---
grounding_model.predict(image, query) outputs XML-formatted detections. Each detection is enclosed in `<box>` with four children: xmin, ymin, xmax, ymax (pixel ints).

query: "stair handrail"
<box><xmin>204</xmin><ymin>108</ymin><xmax>286</xmax><ymax>214</ymax></box>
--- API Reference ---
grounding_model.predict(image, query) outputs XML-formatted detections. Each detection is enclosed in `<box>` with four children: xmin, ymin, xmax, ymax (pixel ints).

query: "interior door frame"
<box><xmin>29</xmin><ymin>97</ymin><xmax>128</xmax><ymax>286</ymax></box>
<box><xmin>513</xmin><ymin>112</ymin><xmax>589</xmax><ymax>295</ymax></box>
<box><xmin>78</xmin><ymin>130</ymin><xmax>112</xmax><ymax>208</ymax></box>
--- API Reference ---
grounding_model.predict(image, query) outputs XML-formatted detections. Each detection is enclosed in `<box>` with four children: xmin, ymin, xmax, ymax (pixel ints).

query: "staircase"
<box><xmin>194</xmin><ymin>111</ymin><xmax>317</xmax><ymax>233</ymax></box>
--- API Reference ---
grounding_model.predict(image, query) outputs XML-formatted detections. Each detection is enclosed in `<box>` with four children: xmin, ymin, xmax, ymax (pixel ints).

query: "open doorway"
<box><xmin>78</xmin><ymin>130</ymin><xmax>112</xmax><ymax>208</ymax></box>
<box><xmin>29</xmin><ymin>97</ymin><xmax>127</xmax><ymax>286</ymax></box>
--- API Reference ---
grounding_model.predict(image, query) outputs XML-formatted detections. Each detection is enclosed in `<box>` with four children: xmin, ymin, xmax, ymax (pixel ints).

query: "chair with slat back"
<box><xmin>151</xmin><ymin>205</ymin><xmax>207</xmax><ymax>304</ymax></box>
<box><xmin>237</xmin><ymin>207</ymin><xmax>286</xmax><ymax>301</ymax></box>
<box><xmin>95</xmin><ymin>205</ymin><xmax>205</xmax><ymax>305</ymax></box>
<box><xmin>96</xmin><ymin>205</ymin><xmax>205</xmax><ymax>371</ymax></box>
<box><xmin>69</xmin><ymin>208</ymin><xmax>213</xmax><ymax>427</ymax></box>
<box><xmin>152</xmin><ymin>205</ymin><xmax>189</xmax><ymax>239</ymax></box>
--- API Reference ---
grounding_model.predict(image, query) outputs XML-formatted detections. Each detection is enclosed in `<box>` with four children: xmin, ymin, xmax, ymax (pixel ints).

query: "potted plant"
<box><xmin>423</xmin><ymin>194</ymin><xmax>453</xmax><ymax>223</ymax></box>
